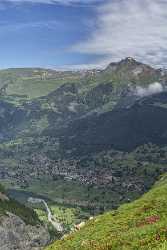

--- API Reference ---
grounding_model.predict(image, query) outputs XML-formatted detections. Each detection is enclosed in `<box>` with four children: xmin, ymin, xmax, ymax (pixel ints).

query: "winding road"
<box><xmin>28</xmin><ymin>197</ymin><xmax>63</xmax><ymax>232</ymax></box>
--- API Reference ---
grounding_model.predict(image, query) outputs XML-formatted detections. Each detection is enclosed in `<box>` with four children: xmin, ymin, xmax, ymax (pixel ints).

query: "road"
<box><xmin>28</xmin><ymin>197</ymin><xmax>63</xmax><ymax>232</ymax></box>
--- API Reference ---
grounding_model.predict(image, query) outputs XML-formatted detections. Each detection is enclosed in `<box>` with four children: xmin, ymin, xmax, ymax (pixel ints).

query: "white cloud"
<box><xmin>72</xmin><ymin>0</ymin><xmax>167</xmax><ymax>68</ymax></box>
<box><xmin>135</xmin><ymin>82</ymin><xmax>164</xmax><ymax>97</ymax></box>
<box><xmin>5</xmin><ymin>0</ymin><xmax>101</xmax><ymax>5</ymax></box>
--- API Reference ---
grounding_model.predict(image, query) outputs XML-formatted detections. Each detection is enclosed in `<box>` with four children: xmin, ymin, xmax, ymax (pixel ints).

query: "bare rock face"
<box><xmin>0</xmin><ymin>192</ymin><xmax>9</xmax><ymax>201</ymax></box>
<box><xmin>0</xmin><ymin>213</ymin><xmax>50</xmax><ymax>250</ymax></box>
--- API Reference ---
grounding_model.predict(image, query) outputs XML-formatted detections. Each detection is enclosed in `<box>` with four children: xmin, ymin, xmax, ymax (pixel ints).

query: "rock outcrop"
<box><xmin>0</xmin><ymin>212</ymin><xmax>50</xmax><ymax>250</ymax></box>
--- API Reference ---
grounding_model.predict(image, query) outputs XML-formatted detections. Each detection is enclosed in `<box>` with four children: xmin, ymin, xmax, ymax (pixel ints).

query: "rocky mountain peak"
<box><xmin>120</xmin><ymin>57</ymin><xmax>138</xmax><ymax>64</ymax></box>
<box><xmin>106</xmin><ymin>57</ymin><xmax>146</xmax><ymax>70</ymax></box>
<box><xmin>104</xmin><ymin>57</ymin><xmax>161</xmax><ymax>82</ymax></box>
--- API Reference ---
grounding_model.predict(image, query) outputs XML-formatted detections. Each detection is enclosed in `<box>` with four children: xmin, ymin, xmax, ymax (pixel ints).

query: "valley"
<box><xmin>0</xmin><ymin>58</ymin><xmax>166</xmax><ymax>249</ymax></box>
<box><xmin>1</xmin><ymin>0</ymin><xmax>167</xmax><ymax>249</ymax></box>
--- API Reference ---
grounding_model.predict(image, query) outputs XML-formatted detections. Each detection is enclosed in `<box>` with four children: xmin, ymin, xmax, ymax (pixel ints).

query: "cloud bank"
<box><xmin>73</xmin><ymin>0</ymin><xmax>167</xmax><ymax>68</ymax></box>
<box><xmin>4</xmin><ymin>0</ymin><xmax>101</xmax><ymax>5</ymax></box>
<box><xmin>135</xmin><ymin>82</ymin><xmax>164</xmax><ymax>98</ymax></box>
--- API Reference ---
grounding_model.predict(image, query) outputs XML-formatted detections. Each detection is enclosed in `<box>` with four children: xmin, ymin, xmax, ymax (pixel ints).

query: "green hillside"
<box><xmin>46</xmin><ymin>174</ymin><xmax>167</xmax><ymax>250</ymax></box>
<box><xmin>0</xmin><ymin>68</ymin><xmax>83</xmax><ymax>103</ymax></box>
<box><xmin>0</xmin><ymin>183</ymin><xmax>40</xmax><ymax>226</ymax></box>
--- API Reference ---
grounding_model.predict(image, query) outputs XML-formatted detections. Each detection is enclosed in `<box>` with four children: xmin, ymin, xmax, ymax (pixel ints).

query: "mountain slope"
<box><xmin>0</xmin><ymin>58</ymin><xmax>165</xmax><ymax>140</ymax></box>
<box><xmin>0</xmin><ymin>184</ymin><xmax>50</xmax><ymax>250</ymax></box>
<box><xmin>46</xmin><ymin>174</ymin><xmax>167</xmax><ymax>250</ymax></box>
<box><xmin>0</xmin><ymin>183</ymin><xmax>40</xmax><ymax>225</ymax></box>
<box><xmin>58</xmin><ymin>91</ymin><xmax>167</xmax><ymax>155</ymax></box>
<box><xmin>0</xmin><ymin>68</ymin><xmax>83</xmax><ymax>102</ymax></box>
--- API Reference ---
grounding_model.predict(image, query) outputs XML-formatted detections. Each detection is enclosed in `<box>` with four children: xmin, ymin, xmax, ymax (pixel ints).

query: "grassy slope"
<box><xmin>0</xmin><ymin>68</ymin><xmax>82</xmax><ymax>103</ymax></box>
<box><xmin>46</xmin><ymin>175</ymin><xmax>167</xmax><ymax>250</ymax></box>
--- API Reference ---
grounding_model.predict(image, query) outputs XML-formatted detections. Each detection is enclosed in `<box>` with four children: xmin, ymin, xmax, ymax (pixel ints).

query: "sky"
<box><xmin>0</xmin><ymin>0</ymin><xmax>167</xmax><ymax>69</ymax></box>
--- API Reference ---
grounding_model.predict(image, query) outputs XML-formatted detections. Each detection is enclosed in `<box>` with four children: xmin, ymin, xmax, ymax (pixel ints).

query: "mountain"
<box><xmin>46</xmin><ymin>174</ymin><xmax>167</xmax><ymax>250</ymax></box>
<box><xmin>0</xmin><ymin>58</ymin><xmax>167</xmax><ymax>217</ymax></box>
<box><xmin>0</xmin><ymin>183</ymin><xmax>50</xmax><ymax>250</ymax></box>
<box><xmin>58</xmin><ymin>91</ymin><xmax>167</xmax><ymax>155</ymax></box>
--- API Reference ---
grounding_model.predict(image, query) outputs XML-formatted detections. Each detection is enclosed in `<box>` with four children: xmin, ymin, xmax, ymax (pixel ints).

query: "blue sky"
<box><xmin>0</xmin><ymin>0</ymin><xmax>167</xmax><ymax>69</ymax></box>
<box><xmin>0</xmin><ymin>0</ymin><xmax>104</xmax><ymax>68</ymax></box>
